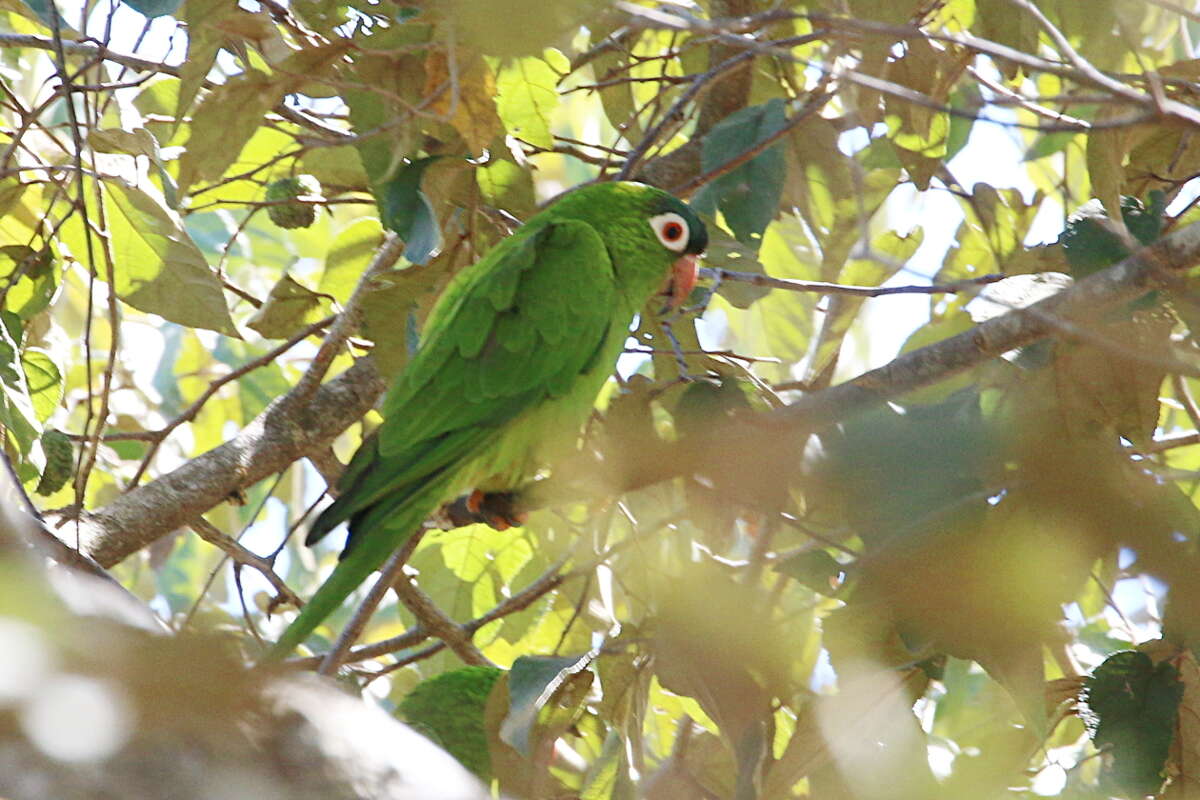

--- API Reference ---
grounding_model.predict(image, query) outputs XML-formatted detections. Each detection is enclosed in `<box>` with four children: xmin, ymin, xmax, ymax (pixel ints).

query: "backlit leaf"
<box><xmin>102</xmin><ymin>179</ymin><xmax>238</xmax><ymax>336</ymax></box>
<box><xmin>496</xmin><ymin>56</ymin><xmax>559</xmax><ymax>150</ymax></box>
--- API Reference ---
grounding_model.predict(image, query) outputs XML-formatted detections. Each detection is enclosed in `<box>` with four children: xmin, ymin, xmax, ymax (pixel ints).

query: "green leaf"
<box><xmin>580</xmin><ymin>730</ymin><xmax>635</xmax><ymax>800</ymax></box>
<box><xmin>245</xmin><ymin>275</ymin><xmax>328</xmax><ymax>339</ymax></box>
<box><xmin>699</xmin><ymin>216</ymin><xmax>769</xmax><ymax>309</ymax></box>
<box><xmin>0</xmin><ymin>245</ymin><xmax>56</xmax><ymax>319</ymax></box>
<box><xmin>0</xmin><ymin>181</ymin><xmax>45</xmax><ymax>246</ymax></box>
<box><xmin>320</xmin><ymin>217</ymin><xmax>385</xmax><ymax>304</ymax></box>
<box><xmin>377</xmin><ymin>157</ymin><xmax>443</xmax><ymax>265</ymax></box>
<box><xmin>496</xmin><ymin>56</ymin><xmax>560</xmax><ymax>149</ymax></box>
<box><xmin>1086</xmin><ymin>105</ymin><xmax>1136</xmax><ymax>223</ymax></box>
<box><xmin>177</xmin><ymin>40</ymin><xmax>352</xmax><ymax>191</ymax></box>
<box><xmin>0</xmin><ymin>321</ymin><xmax>40</xmax><ymax>455</ymax></box>
<box><xmin>88</xmin><ymin>127</ymin><xmax>179</xmax><ymax>208</ymax></box>
<box><xmin>176</xmin><ymin>0</ymin><xmax>230</xmax><ymax>126</ymax></box>
<box><xmin>774</xmin><ymin>550</ymin><xmax>845</xmax><ymax>595</ymax></box>
<box><xmin>476</xmin><ymin>157</ymin><xmax>536</xmax><ymax>217</ymax></box>
<box><xmin>177</xmin><ymin>69</ymin><xmax>278</xmax><ymax>192</ymax></box>
<box><xmin>119</xmin><ymin>0</ymin><xmax>181</xmax><ymax>17</ymax></box>
<box><xmin>20</xmin><ymin>349</ymin><xmax>62</xmax><ymax>424</ymax></box>
<box><xmin>974</xmin><ymin>0</ymin><xmax>1039</xmax><ymax>80</ymax></box>
<box><xmin>448</xmin><ymin>0</ymin><xmax>605</xmax><ymax>58</ymax></box>
<box><xmin>1082</xmin><ymin>650</ymin><xmax>1182</xmax><ymax>797</ymax></box>
<box><xmin>100</xmin><ymin>180</ymin><xmax>239</xmax><ymax>336</ymax></box>
<box><xmin>692</xmin><ymin>98</ymin><xmax>788</xmax><ymax>249</ymax></box>
<box><xmin>1024</xmin><ymin>130</ymin><xmax>1077</xmax><ymax>161</ymax></box>
<box><xmin>300</xmin><ymin>145</ymin><xmax>370</xmax><ymax>189</ymax></box>
<box><xmin>501</xmin><ymin>653</ymin><xmax>594</xmax><ymax>756</ymax></box>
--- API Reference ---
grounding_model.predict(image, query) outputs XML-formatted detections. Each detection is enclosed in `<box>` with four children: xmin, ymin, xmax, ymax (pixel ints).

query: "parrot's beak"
<box><xmin>662</xmin><ymin>254</ymin><xmax>699</xmax><ymax>311</ymax></box>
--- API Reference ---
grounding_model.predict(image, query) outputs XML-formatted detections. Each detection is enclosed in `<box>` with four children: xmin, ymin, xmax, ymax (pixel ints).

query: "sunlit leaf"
<box><xmin>425</xmin><ymin>50</ymin><xmax>502</xmax><ymax>155</ymax></box>
<box><xmin>320</xmin><ymin>217</ymin><xmax>385</xmax><ymax>304</ymax></box>
<box><xmin>245</xmin><ymin>274</ymin><xmax>328</xmax><ymax>339</ymax></box>
<box><xmin>20</xmin><ymin>348</ymin><xmax>61</xmax><ymax>424</ymax></box>
<box><xmin>101</xmin><ymin>180</ymin><xmax>238</xmax><ymax>336</ymax></box>
<box><xmin>0</xmin><ymin>245</ymin><xmax>56</xmax><ymax>319</ymax></box>
<box><xmin>496</xmin><ymin>56</ymin><xmax>560</xmax><ymax>150</ymax></box>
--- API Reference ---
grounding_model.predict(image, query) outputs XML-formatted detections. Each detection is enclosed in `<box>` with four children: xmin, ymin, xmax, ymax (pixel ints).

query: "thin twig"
<box><xmin>1003</xmin><ymin>0</ymin><xmax>1200</xmax><ymax>128</ymax></box>
<box><xmin>390</xmin><ymin>572</ymin><xmax>496</xmax><ymax>667</ymax></box>
<box><xmin>317</xmin><ymin>529</ymin><xmax>426</xmax><ymax>675</ymax></box>
<box><xmin>0</xmin><ymin>33</ymin><xmax>352</xmax><ymax>142</ymax></box>
<box><xmin>292</xmin><ymin>235</ymin><xmax>404</xmax><ymax>403</ymax></box>
<box><xmin>672</xmin><ymin>91</ymin><xmax>833</xmax><ymax>196</ymax></box>
<box><xmin>127</xmin><ymin>315</ymin><xmax>336</xmax><ymax>487</ymax></box>
<box><xmin>1140</xmin><ymin>432</ymin><xmax>1200</xmax><ymax>454</ymax></box>
<box><xmin>617</xmin><ymin>47</ymin><xmax>758</xmax><ymax>179</ymax></box>
<box><xmin>189</xmin><ymin>516</ymin><xmax>303</xmax><ymax>614</ymax></box>
<box><xmin>289</xmin><ymin>555</ymin><xmax>572</xmax><ymax>669</ymax></box>
<box><xmin>700</xmin><ymin>266</ymin><xmax>1008</xmax><ymax>297</ymax></box>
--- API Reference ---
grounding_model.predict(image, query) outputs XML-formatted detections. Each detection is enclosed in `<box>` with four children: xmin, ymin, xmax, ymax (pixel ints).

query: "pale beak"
<box><xmin>663</xmin><ymin>254</ymin><xmax>699</xmax><ymax>311</ymax></box>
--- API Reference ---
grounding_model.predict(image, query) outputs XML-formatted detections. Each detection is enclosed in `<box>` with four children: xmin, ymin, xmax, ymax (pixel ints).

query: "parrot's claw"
<box><xmin>444</xmin><ymin>490</ymin><xmax>528</xmax><ymax>531</ymax></box>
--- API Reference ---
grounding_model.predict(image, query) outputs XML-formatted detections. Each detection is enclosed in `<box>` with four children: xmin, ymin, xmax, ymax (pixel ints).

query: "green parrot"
<box><xmin>398</xmin><ymin>665</ymin><xmax>504</xmax><ymax>780</ymax></box>
<box><xmin>267</xmin><ymin>181</ymin><xmax>707</xmax><ymax>658</ymax></box>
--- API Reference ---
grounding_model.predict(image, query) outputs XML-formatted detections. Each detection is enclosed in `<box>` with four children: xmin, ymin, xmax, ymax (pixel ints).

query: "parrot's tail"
<box><xmin>263</xmin><ymin>475</ymin><xmax>452</xmax><ymax>662</ymax></box>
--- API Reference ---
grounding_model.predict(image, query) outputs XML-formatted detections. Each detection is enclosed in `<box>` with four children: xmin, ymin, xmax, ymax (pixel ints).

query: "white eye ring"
<box><xmin>649</xmin><ymin>212</ymin><xmax>689</xmax><ymax>253</ymax></box>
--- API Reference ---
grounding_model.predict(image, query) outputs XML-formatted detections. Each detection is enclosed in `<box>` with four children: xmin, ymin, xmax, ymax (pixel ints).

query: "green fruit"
<box><xmin>264</xmin><ymin>175</ymin><xmax>321</xmax><ymax>229</ymax></box>
<box><xmin>398</xmin><ymin>665</ymin><xmax>503</xmax><ymax>780</ymax></box>
<box><xmin>35</xmin><ymin>428</ymin><xmax>73</xmax><ymax>496</ymax></box>
<box><xmin>1060</xmin><ymin>194</ymin><xmax>1164</xmax><ymax>278</ymax></box>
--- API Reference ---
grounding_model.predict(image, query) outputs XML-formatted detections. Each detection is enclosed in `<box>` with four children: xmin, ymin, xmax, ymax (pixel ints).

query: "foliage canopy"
<box><xmin>4</xmin><ymin>0</ymin><xmax>1200</xmax><ymax>797</ymax></box>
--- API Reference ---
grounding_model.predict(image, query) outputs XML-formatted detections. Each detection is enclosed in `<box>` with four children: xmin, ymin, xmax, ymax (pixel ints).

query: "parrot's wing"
<box><xmin>308</xmin><ymin>218</ymin><xmax>618</xmax><ymax>544</ymax></box>
<box><xmin>380</xmin><ymin>218</ymin><xmax>617</xmax><ymax>449</ymax></box>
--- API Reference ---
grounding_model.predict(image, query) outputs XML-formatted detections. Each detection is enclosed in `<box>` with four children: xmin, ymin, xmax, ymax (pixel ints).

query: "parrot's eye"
<box><xmin>649</xmin><ymin>212</ymin><xmax>689</xmax><ymax>253</ymax></box>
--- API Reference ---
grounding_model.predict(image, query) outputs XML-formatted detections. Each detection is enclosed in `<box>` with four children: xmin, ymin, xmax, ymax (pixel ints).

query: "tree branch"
<box><xmin>701</xmin><ymin>267</ymin><xmax>1008</xmax><ymax>297</ymax></box>
<box><xmin>390</xmin><ymin>572</ymin><xmax>496</xmax><ymax>667</ymax></box>
<box><xmin>521</xmin><ymin>220</ymin><xmax>1200</xmax><ymax>510</ymax></box>
<box><xmin>63</xmin><ymin>358</ymin><xmax>385</xmax><ymax>568</ymax></box>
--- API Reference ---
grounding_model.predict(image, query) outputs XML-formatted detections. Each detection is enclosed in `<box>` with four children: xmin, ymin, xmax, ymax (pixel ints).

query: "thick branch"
<box><xmin>66</xmin><ymin>359</ymin><xmax>385</xmax><ymax>568</ymax></box>
<box><xmin>523</xmin><ymin>220</ymin><xmax>1200</xmax><ymax>510</ymax></box>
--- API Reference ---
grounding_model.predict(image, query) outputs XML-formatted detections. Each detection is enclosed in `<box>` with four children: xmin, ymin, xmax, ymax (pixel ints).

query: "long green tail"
<box><xmin>264</xmin><ymin>477</ymin><xmax>451</xmax><ymax>662</ymax></box>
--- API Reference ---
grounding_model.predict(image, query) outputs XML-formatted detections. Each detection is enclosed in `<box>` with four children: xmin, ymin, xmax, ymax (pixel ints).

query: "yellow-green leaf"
<box><xmin>320</xmin><ymin>217</ymin><xmax>384</xmax><ymax>304</ymax></box>
<box><xmin>20</xmin><ymin>348</ymin><xmax>61</xmax><ymax>423</ymax></box>
<box><xmin>1087</xmin><ymin>105</ymin><xmax>1135</xmax><ymax>224</ymax></box>
<box><xmin>246</xmin><ymin>274</ymin><xmax>329</xmax><ymax>339</ymax></box>
<box><xmin>496</xmin><ymin>56</ymin><xmax>559</xmax><ymax>149</ymax></box>
<box><xmin>102</xmin><ymin>180</ymin><xmax>239</xmax><ymax>336</ymax></box>
<box><xmin>426</xmin><ymin>50</ymin><xmax>502</xmax><ymax>155</ymax></box>
<box><xmin>177</xmin><ymin>69</ymin><xmax>281</xmax><ymax>193</ymax></box>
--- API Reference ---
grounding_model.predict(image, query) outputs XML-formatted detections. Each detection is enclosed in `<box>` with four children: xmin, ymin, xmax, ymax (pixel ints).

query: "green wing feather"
<box><xmin>266</xmin><ymin>219</ymin><xmax>617</xmax><ymax>659</ymax></box>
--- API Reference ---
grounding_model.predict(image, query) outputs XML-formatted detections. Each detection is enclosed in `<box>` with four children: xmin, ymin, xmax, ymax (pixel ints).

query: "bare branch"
<box><xmin>699</xmin><ymin>267</ymin><xmax>1008</xmax><ymax>298</ymax></box>
<box><xmin>190</xmin><ymin>518</ymin><xmax>302</xmax><ymax>610</ymax></box>
<box><xmin>64</xmin><ymin>358</ymin><xmax>386</xmax><ymax>568</ymax></box>
<box><xmin>292</xmin><ymin>234</ymin><xmax>403</xmax><ymax>403</ymax></box>
<box><xmin>318</xmin><ymin>541</ymin><xmax>417</xmax><ymax>675</ymax></box>
<box><xmin>390</xmin><ymin>572</ymin><xmax>496</xmax><ymax>667</ymax></box>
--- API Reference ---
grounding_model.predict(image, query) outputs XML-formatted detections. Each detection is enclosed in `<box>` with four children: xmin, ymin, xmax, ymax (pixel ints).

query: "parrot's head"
<box><xmin>551</xmin><ymin>181</ymin><xmax>708</xmax><ymax>309</ymax></box>
<box><xmin>646</xmin><ymin>190</ymin><xmax>708</xmax><ymax>310</ymax></box>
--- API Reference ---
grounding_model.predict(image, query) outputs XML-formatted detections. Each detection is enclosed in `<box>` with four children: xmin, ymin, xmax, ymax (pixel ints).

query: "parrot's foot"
<box><xmin>443</xmin><ymin>490</ymin><xmax>528</xmax><ymax>531</ymax></box>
